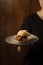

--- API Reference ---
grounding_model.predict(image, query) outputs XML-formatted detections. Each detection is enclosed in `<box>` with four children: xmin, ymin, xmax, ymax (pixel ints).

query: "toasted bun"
<box><xmin>17</xmin><ymin>30</ymin><xmax>31</xmax><ymax>36</ymax></box>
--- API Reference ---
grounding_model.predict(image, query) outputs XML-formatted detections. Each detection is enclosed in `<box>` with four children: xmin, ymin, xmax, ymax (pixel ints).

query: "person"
<box><xmin>19</xmin><ymin>0</ymin><xmax>43</xmax><ymax>65</ymax></box>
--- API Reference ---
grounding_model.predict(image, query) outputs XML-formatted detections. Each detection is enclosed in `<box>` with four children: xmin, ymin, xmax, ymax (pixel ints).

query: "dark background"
<box><xmin>0</xmin><ymin>0</ymin><xmax>40</xmax><ymax>65</ymax></box>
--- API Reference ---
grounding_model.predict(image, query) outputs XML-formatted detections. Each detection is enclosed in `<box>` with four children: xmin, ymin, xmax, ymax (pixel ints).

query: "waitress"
<box><xmin>20</xmin><ymin>0</ymin><xmax>43</xmax><ymax>65</ymax></box>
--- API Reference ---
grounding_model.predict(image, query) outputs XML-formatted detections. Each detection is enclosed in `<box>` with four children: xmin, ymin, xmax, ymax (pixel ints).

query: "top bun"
<box><xmin>17</xmin><ymin>30</ymin><xmax>31</xmax><ymax>36</ymax></box>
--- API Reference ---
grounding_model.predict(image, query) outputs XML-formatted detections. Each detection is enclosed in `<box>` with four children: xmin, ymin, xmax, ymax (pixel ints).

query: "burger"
<box><xmin>14</xmin><ymin>30</ymin><xmax>31</xmax><ymax>43</ymax></box>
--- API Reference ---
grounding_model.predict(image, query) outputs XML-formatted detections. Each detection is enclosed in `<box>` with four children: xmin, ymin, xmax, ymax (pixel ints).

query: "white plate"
<box><xmin>5</xmin><ymin>34</ymin><xmax>39</xmax><ymax>45</ymax></box>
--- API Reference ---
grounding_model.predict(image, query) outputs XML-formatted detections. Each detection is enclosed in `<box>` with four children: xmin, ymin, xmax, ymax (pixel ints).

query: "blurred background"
<box><xmin>0</xmin><ymin>0</ymin><xmax>40</xmax><ymax>65</ymax></box>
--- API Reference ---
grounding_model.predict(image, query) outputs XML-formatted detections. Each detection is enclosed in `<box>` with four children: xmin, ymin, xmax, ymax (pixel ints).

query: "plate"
<box><xmin>5</xmin><ymin>34</ymin><xmax>39</xmax><ymax>46</ymax></box>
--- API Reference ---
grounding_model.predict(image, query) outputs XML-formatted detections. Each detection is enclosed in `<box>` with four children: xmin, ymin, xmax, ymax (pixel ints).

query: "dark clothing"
<box><xmin>20</xmin><ymin>13</ymin><xmax>43</xmax><ymax>65</ymax></box>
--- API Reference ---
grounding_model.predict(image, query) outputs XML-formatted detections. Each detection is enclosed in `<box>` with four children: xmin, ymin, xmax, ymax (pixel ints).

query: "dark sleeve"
<box><xmin>20</xmin><ymin>16</ymin><xmax>32</xmax><ymax>33</ymax></box>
